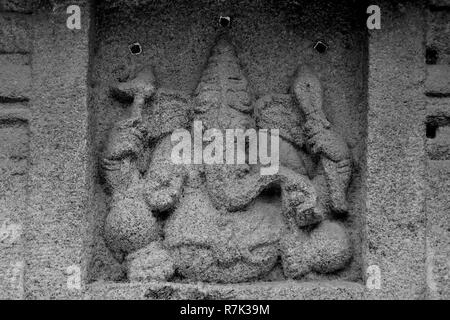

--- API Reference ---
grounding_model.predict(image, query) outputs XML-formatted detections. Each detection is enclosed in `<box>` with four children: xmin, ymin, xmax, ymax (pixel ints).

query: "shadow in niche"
<box><xmin>426</xmin><ymin>122</ymin><xmax>438</xmax><ymax>139</ymax></box>
<box><xmin>426</xmin><ymin>47</ymin><xmax>439</xmax><ymax>65</ymax></box>
<box><xmin>87</xmin><ymin>0</ymin><xmax>369</xmax><ymax>289</ymax></box>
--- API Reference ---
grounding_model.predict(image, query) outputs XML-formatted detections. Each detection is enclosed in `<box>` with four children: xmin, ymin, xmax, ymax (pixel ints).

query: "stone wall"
<box><xmin>0</xmin><ymin>0</ymin><xmax>32</xmax><ymax>299</ymax></box>
<box><xmin>1</xmin><ymin>0</ymin><xmax>94</xmax><ymax>299</ymax></box>
<box><xmin>425</xmin><ymin>0</ymin><xmax>450</xmax><ymax>300</ymax></box>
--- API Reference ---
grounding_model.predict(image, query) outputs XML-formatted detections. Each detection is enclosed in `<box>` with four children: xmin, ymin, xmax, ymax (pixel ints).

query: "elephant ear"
<box><xmin>193</xmin><ymin>35</ymin><xmax>254</xmax><ymax>130</ymax></box>
<box><xmin>144</xmin><ymin>88</ymin><xmax>192</xmax><ymax>139</ymax></box>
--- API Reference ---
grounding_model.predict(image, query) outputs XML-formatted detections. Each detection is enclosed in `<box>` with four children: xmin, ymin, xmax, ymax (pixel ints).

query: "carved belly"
<box><xmin>164</xmin><ymin>187</ymin><xmax>286</xmax><ymax>283</ymax></box>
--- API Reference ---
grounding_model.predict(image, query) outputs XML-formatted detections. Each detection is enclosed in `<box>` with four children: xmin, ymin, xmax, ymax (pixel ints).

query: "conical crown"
<box><xmin>194</xmin><ymin>35</ymin><xmax>254</xmax><ymax>129</ymax></box>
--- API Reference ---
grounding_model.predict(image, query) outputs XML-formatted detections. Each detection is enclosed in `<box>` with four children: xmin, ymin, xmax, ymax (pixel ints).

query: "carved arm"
<box><xmin>293</xmin><ymin>65</ymin><xmax>352</xmax><ymax>214</ymax></box>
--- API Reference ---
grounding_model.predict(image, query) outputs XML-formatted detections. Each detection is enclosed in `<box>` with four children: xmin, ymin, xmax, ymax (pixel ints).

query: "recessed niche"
<box><xmin>426</xmin><ymin>47</ymin><xmax>438</xmax><ymax>65</ymax></box>
<box><xmin>89</xmin><ymin>0</ymin><xmax>368</xmax><ymax>292</ymax></box>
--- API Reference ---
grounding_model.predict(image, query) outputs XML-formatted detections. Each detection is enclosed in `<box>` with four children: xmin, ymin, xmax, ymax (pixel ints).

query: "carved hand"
<box><xmin>144</xmin><ymin>171</ymin><xmax>185</xmax><ymax>213</ymax></box>
<box><xmin>204</xmin><ymin>164</ymin><xmax>279</xmax><ymax>212</ymax></box>
<box><xmin>142</xmin><ymin>136</ymin><xmax>187</xmax><ymax>213</ymax></box>
<box><xmin>104</xmin><ymin>119</ymin><xmax>145</xmax><ymax>160</ymax></box>
<box><xmin>278</xmin><ymin>167</ymin><xmax>324</xmax><ymax>227</ymax></box>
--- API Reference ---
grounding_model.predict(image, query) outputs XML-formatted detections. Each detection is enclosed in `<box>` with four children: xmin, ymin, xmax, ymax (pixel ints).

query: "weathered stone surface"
<box><xmin>0</xmin><ymin>0</ymin><xmax>448</xmax><ymax>301</ymax></box>
<box><xmin>425</xmin><ymin>65</ymin><xmax>450</xmax><ymax>96</ymax></box>
<box><xmin>0</xmin><ymin>116</ymin><xmax>29</xmax><ymax>299</ymax></box>
<box><xmin>425</xmin><ymin>97</ymin><xmax>450</xmax><ymax>300</ymax></box>
<box><xmin>426</xmin><ymin>161</ymin><xmax>450</xmax><ymax>299</ymax></box>
<box><xmin>254</xmin><ymin>94</ymin><xmax>305</xmax><ymax>148</ymax></box>
<box><xmin>425</xmin><ymin>102</ymin><xmax>450</xmax><ymax>165</ymax></box>
<box><xmin>105</xmin><ymin>187</ymin><xmax>161</xmax><ymax>260</ymax></box>
<box><xmin>426</xmin><ymin>100</ymin><xmax>450</xmax><ymax>120</ymax></box>
<box><xmin>0</xmin><ymin>0</ymin><xmax>38</xmax><ymax>13</ymax></box>
<box><xmin>0</xmin><ymin>103</ymin><xmax>29</xmax><ymax>121</ymax></box>
<box><xmin>166</xmin><ymin>191</ymin><xmax>285</xmax><ymax>283</ymax></box>
<box><xmin>24</xmin><ymin>1</ymin><xmax>92</xmax><ymax>299</ymax></box>
<box><xmin>102</xmin><ymin>35</ymin><xmax>355</xmax><ymax>286</ymax></box>
<box><xmin>0</xmin><ymin>13</ymin><xmax>30</xmax><ymax>53</ymax></box>
<box><xmin>365</xmin><ymin>0</ymin><xmax>427</xmax><ymax>299</ymax></box>
<box><xmin>309</xmin><ymin>221</ymin><xmax>353</xmax><ymax>273</ymax></box>
<box><xmin>280</xmin><ymin>221</ymin><xmax>352</xmax><ymax>278</ymax></box>
<box><xmin>0</xmin><ymin>54</ymin><xmax>30</xmax><ymax>100</ymax></box>
<box><xmin>86</xmin><ymin>280</ymin><xmax>366</xmax><ymax>300</ymax></box>
<box><xmin>127</xmin><ymin>242</ymin><xmax>175</xmax><ymax>282</ymax></box>
<box><xmin>100</xmin><ymin>0</ymin><xmax>162</xmax><ymax>11</ymax></box>
<box><xmin>426</xmin><ymin>126</ymin><xmax>450</xmax><ymax>160</ymax></box>
<box><xmin>429</xmin><ymin>0</ymin><xmax>450</xmax><ymax>7</ymax></box>
<box><xmin>427</xmin><ymin>10</ymin><xmax>450</xmax><ymax>65</ymax></box>
<box><xmin>144</xmin><ymin>89</ymin><xmax>191</xmax><ymax>139</ymax></box>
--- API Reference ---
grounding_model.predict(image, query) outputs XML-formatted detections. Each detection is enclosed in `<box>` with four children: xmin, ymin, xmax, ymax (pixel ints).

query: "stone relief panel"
<box><xmin>100</xmin><ymin>35</ymin><xmax>356</xmax><ymax>284</ymax></box>
<box><xmin>90</xmin><ymin>0</ymin><xmax>367</xmax><ymax>285</ymax></box>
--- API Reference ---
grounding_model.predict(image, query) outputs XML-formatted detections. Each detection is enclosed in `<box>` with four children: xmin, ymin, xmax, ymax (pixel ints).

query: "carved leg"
<box><xmin>104</xmin><ymin>183</ymin><xmax>160</xmax><ymax>262</ymax></box>
<box><xmin>126</xmin><ymin>242</ymin><xmax>175</xmax><ymax>282</ymax></box>
<box><xmin>280</xmin><ymin>220</ymin><xmax>353</xmax><ymax>279</ymax></box>
<box><xmin>280</xmin><ymin>228</ymin><xmax>311</xmax><ymax>279</ymax></box>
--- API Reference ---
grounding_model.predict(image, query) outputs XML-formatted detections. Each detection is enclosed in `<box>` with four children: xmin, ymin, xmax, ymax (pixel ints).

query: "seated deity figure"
<box><xmin>102</xmin><ymin>66</ymin><xmax>191</xmax><ymax>263</ymax></box>
<box><xmin>102</xmin><ymin>34</ymin><xmax>354</xmax><ymax>283</ymax></box>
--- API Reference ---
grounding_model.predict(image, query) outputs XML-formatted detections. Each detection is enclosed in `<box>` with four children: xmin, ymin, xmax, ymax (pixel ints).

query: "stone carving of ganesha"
<box><xmin>102</xmin><ymin>34</ymin><xmax>354</xmax><ymax>283</ymax></box>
